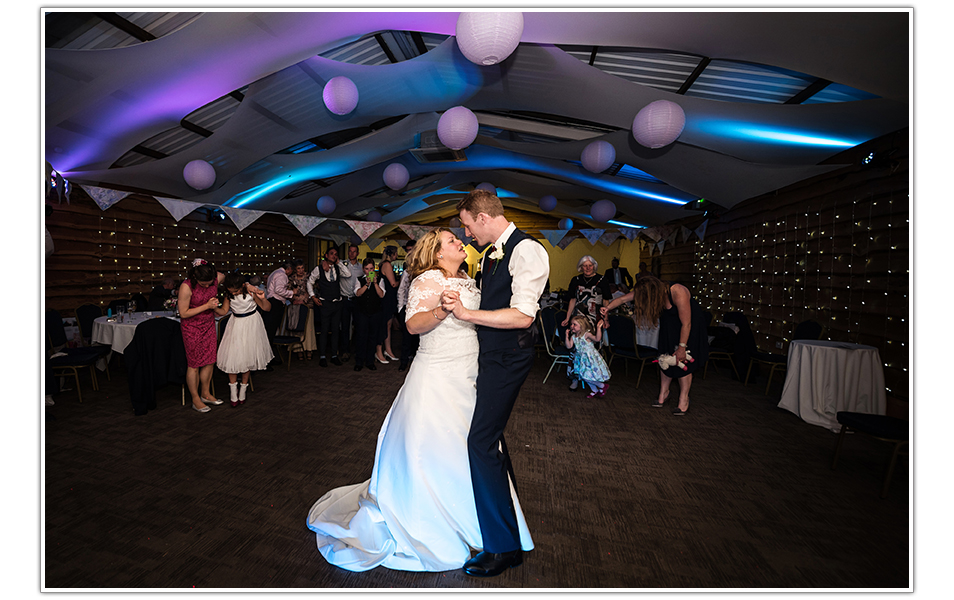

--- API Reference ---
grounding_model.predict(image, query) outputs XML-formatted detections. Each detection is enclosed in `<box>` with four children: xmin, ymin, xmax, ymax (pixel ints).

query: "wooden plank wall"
<box><xmin>642</xmin><ymin>129</ymin><xmax>909</xmax><ymax>400</ymax></box>
<box><xmin>45</xmin><ymin>191</ymin><xmax>309</xmax><ymax>315</ymax></box>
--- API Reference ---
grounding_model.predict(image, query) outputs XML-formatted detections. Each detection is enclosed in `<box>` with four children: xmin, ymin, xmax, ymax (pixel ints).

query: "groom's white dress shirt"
<box><xmin>487</xmin><ymin>222</ymin><xmax>550</xmax><ymax>319</ymax></box>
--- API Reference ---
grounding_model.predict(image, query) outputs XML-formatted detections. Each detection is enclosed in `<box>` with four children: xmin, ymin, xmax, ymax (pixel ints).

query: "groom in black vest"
<box><xmin>442</xmin><ymin>189</ymin><xmax>550</xmax><ymax>577</ymax></box>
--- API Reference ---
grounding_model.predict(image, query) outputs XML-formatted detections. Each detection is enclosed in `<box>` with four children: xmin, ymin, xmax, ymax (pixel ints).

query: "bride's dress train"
<box><xmin>306</xmin><ymin>270</ymin><xmax>533</xmax><ymax>572</ymax></box>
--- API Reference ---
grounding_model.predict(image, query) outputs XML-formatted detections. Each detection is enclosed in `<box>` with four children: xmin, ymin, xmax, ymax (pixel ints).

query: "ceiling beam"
<box><xmin>676</xmin><ymin>57</ymin><xmax>711</xmax><ymax>95</ymax></box>
<box><xmin>93</xmin><ymin>12</ymin><xmax>156</xmax><ymax>42</ymax></box>
<box><xmin>375</xmin><ymin>33</ymin><xmax>399</xmax><ymax>64</ymax></box>
<box><xmin>785</xmin><ymin>78</ymin><xmax>832</xmax><ymax>104</ymax></box>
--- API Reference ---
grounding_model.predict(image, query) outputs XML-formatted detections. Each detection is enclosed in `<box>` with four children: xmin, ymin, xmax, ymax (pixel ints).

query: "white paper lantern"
<box><xmin>581</xmin><ymin>140</ymin><xmax>616</xmax><ymax>173</ymax></box>
<box><xmin>558</xmin><ymin>217</ymin><xmax>574</xmax><ymax>230</ymax></box>
<box><xmin>383</xmin><ymin>163</ymin><xmax>409</xmax><ymax>190</ymax></box>
<box><xmin>367</xmin><ymin>210</ymin><xmax>382</xmax><ymax>223</ymax></box>
<box><xmin>456</xmin><ymin>12</ymin><xmax>524</xmax><ymax>66</ymax></box>
<box><xmin>591</xmin><ymin>199</ymin><xmax>617</xmax><ymax>222</ymax></box>
<box><xmin>476</xmin><ymin>182</ymin><xmax>496</xmax><ymax>194</ymax></box>
<box><xmin>323</xmin><ymin>76</ymin><xmax>359</xmax><ymax>116</ymax></box>
<box><xmin>183</xmin><ymin>160</ymin><xmax>215</xmax><ymax>190</ymax></box>
<box><xmin>317</xmin><ymin>195</ymin><xmax>336</xmax><ymax>215</ymax></box>
<box><xmin>437</xmin><ymin>106</ymin><xmax>479</xmax><ymax>150</ymax></box>
<box><xmin>539</xmin><ymin>195</ymin><xmax>557</xmax><ymax>212</ymax></box>
<box><xmin>632</xmin><ymin>100</ymin><xmax>686</xmax><ymax>149</ymax></box>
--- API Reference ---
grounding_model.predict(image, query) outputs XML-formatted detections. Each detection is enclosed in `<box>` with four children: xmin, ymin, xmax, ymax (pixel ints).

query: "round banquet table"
<box><xmin>777</xmin><ymin>340</ymin><xmax>887</xmax><ymax>431</ymax></box>
<box><xmin>91</xmin><ymin>311</ymin><xmax>177</xmax><ymax>354</ymax></box>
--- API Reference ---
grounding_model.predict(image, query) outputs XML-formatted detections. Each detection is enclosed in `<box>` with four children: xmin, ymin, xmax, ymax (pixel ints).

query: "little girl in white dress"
<box><xmin>565</xmin><ymin>314</ymin><xmax>611</xmax><ymax>398</ymax></box>
<box><xmin>216</xmin><ymin>272</ymin><xmax>274</xmax><ymax>407</ymax></box>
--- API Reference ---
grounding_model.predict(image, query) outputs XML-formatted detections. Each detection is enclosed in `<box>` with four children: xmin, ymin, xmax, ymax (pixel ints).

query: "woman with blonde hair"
<box><xmin>603</xmin><ymin>275</ymin><xmax>709</xmax><ymax>414</ymax></box>
<box><xmin>308</xmin><ymin>227</ymin><xmax>533</xmax><ymax>571</ymax></box>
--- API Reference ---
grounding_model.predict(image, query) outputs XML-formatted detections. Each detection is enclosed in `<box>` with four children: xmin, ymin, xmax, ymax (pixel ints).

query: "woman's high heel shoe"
<box><xmin>376</xmin><ymin>355</ymin><xmax>389</xmax><ymax>364</ymax></box>
<box><xmin>192</xmin><ymin>403</ymin><xmax>211</xmax><ymax>413</ymax></box>
<box><xmin>384</xmin><ymin>351</ymin><xmax>398</xmax><ymax>361</ymax></box>
<box><xmin>672</xmin><ymin>401</ymin><xmax>690</xmax><ymax>415</ymax></box>
<box><xmin>203</xmin><ymin>397</ymin><xmax>224</xmax><ymax>406</ymax></box>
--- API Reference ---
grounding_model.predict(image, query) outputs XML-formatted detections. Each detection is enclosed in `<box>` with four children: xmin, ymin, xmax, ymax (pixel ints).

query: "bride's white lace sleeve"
<box><xmin>406</xmin><ymin>270</ymin><xmax>445</xmax><ymax>321</ymax></box>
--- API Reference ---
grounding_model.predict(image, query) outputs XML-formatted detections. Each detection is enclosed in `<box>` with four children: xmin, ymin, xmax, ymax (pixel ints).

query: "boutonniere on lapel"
<box><xmin>488</xmin><ymin>244</ymin><xmax>506</xmax><ymax>274</ymax></box>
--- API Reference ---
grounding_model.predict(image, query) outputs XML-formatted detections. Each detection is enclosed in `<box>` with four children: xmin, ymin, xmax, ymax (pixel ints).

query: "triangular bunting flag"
<box><xmin>556</xmin><ymin>233</ymin><xmax>578</xmax><ymax>250</ymax></box>
<box><xmin>642</xmin><ymin>226</ymin><xmax>662</xmax><ymax>242</ymax></box>
<box><xmin>328</xmin><ymin>233</ymin><xmax>350</xmax><ymax>246</ymax></box>
<box><xmin>579</xmin><ymin>229</ymin><xmax>605</xmax><ymax>245</ymax></box>
<box><xmin>285</xmin><ymin>214</ymin><xmax>327</xmax><ymax>236</ymax></box>
<box><xmin>694</xmin><ymin>219</ymin><xmax>708</xmax><ymax>242</ymax></box>
<box><xmin>344</xmin><ymin>220</ymin><xmax>386</xmax><ymax>241</ymax></box>
<box><xmin>398</xmin><ymin>224</ymin><xmax>434</xmax><ymax>240</ymax></box>
<box><xmin>156</xmin><ymin>197</ymin><xmax>206</xmax><ymax>221</ymax></box>
<box><xmin>618</xmin><ymin>227</ymin><xmax>641</xmax><ymax>241</ymax></box>
<box><xmin>540</xmin><ymin>229</ymin><xmax>569</xmax><ymax>248</ymax></box>
<box><xmin>598</xmin><ymin>230</ymin><xmax>621</xmax><ymax>246</ymax></box>
<box><xmin>81</xmin><ymin>185</ymin><xmax>130</xmax><ymax>211</ymax></box>
<box><xmin>657</xmin><ymin>240</ymin><xmax>666</xmax><ymax>255</ymax></box>
<box><xmin>681</xmin><ymin>226</ymin><xmax>692</xmax><ymax>243</ymax></box>
<box><xmin>221</xmin><ymin>206</ymin><xmax>266</xmax><ymax>232</ymax></box>
<box><xmin>365</xmin><ymin>237</ymin><xmax>384</xmax><ymax>251</ymax></box>
<box><xmin>666</xmin><ymin>228</ymin><xmax>678</xmax><ymax>246</ymax></box>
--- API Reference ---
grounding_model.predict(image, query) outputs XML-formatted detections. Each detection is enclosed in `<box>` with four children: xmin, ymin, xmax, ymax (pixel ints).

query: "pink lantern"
<box><xmin>383</xmin><ymin>163</ymin><xmax>409</xmax><ymax>190</ymax></box>
<box><xmin>558</xmin><ymin>217</ymin><xmax>574</xmax><ymax>230</ymax></box>
<box><xmin>317</xmin><ymin>196</ymin><xmax>336</xmax><ymax>215</ymax></box>
<box><xmin>591</xmin><ymin>199</ymin><xmax>617</xmax><ymax>222</ymax></box>
<box><xmin>539</xmin><ymin>195</ymin><xmax>557</xmax><ymax>212</ymax></box>
<box><xmin>456</xmin><ymin>12</ymin><xmax>524</xmax><ymax>66</ymax></box>
<box><xmin>437</xmin><ymin>106</ymin><xmax>479</xmax><ymax>150</ymax></box>
<box><xmin>476</xmin><ymin>182</ymin><xmax>496</xmax><ymax>194</ymax></box>
<box><xmin>323</xmin><ymin>76</ymin><xmax>359</xmax><ymax>116</ymax></box>
<box><xmin>183</xmin><ymin>160</ymin><xmax>215</xmax><ymax>190</ymax></box>
<box><xmin>632</xmin><ymin>100</ymin><xmax>686</xmax><ymax>148</ymax></box>
<box><xmin>367</xmin><ymin>210</ymin><xmax>382</xmax><ymax>223</ymax></box>
<box><xmin>581</xmin><ymin>140</ymin><xmax>616</xmax><ymax>173</ymax></box>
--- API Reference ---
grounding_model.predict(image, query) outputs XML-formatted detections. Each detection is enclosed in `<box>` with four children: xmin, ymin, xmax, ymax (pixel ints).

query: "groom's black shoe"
<box><xmin>463</xmin><ymin>550</ymin><xmax>523</xmax><ymax>577</ymax></box>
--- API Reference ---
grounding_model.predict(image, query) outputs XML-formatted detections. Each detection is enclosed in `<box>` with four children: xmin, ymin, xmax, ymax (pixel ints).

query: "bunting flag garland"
<box><xmin>82</xmin><ymin>184</ymin><xmax>130</xmax><ymax>211</ymax></box>
<box><xmin>641</xmin><ymin>226</ymin><xmax>662</xmax><ymax>242</ymax></box>
<box><xmin>221</xmin><ymin>206</ymin><xmax>266</xmax><ymax>232</ymax></box>
<box><xmin>598</xmin><ymin>230</ymin><xmax>621</xmax><ymax>246</ymax></box>
<box><xmin>681</xmin><ymin>226</ymin><xmax>693</xmax><ymax>243</ymax></box>
<box><xmin>364</xmin><ymin>237</ymin><xmax>384</xmax><ymax>251</ymax></box>
<box><xmin>666</xmin><ymin>228</ymin><xmax>678</xmax><ymax>247</ymax></box>
<box><xmin>556</xmin><ymin>233</ymin><xmax>578</xmax><ymax>250</ymax></box>
<box><xmin>156</xmin><ymin>197</ymin><xmax>206</xmax><ymax>221</ymax></box>
<box><xmin>344</xmin><ymin>220</ymin><xmax>386</xmax><ymax>241</ymax></box>
<box><xmin>657</xmin><ymin>240</ymin><xmax>666</xmax><ymax>255</ymax></box>
<box><xmin>285</xmin><ymin>214</ymin><xmax>327</xmax><ymax>236</ymax></box>
<box><xmin>540</xmin><ymin>229</ymin><xmax>569</xmax><ymax>248</ymax></box>
<box><xmin>618</xmin><ymin>227</ymin><xmax>641</xmax><ymax>241</ymax></box>
<box><xmin>579</xmin><ymin>229</ymin><xmax>605</xmax><ymax>245</ymax></box>
<box><xmin>694</xmin><ymin>219</ymin><xmax>708</xmax><ymax>242</ymax></box>
<box><xmin>398</xmin><ymin>224</ymin><xmax>434</xmax><ymax>240</ymax></box>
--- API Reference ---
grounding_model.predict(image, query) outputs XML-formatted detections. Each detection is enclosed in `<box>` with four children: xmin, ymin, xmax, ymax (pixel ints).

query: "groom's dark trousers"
<box><xmin>469</xmin><ymin>347</ymin><xmax>535</xmax><ymax>553</ymax></box>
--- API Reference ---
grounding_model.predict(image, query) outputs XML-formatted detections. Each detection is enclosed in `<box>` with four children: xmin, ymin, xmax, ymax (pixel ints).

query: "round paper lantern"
<box><xmin>476</xmin><ymin>182</ymin><xmax>496</xmax><ymax>194</ymax></box>
<box><xmin>437</xmin><ymin>106</ymin><xmax>479</xmax><ymax>150</ymax></box>
<box><xmin>367</xmin><ymin>210</ymin><xmax>382</xmax><ymax>223</ymax></box>
<box><xmin>322</xmin><ymin>76</ymin><xmax>359</xmax><ymax>116</ymax></box>
<box><xmin>183</xmin><ymin>160</ymin><xmax>215</xmax><ymax>190</ymax></box>
<box><xmin>317</xmin><ymin>195</ymin><xmax>336</xmax><ymax>215</ymax></box>
<box><xmin>591</xmin><ymin>199</ymin><xmax>617</xmax><ymax>222</ymax></box>
<box><xmin>632</xmin><ymin>99</ymin><xmax>686</xmax><ymax>148</ymax></box>
<box><xmin>558</xmin><ymin>217</ymin><xmax>574</xmax><ymax>230</ymax></box>
<box><xmin>581</xmin><ymin>140</ymin><xmax>616</xmax><ymax>173</ymax></box>
<box><xmin>539</xmin><ymin>195</ymin><xmax>557</xmax><ymax>212</ymax></box>
<box><xmin>449</xmin><ymin>216</ymin><xmax>461</xmax><ymax>227</ymax></box>
<box><xmin>383</xmin><ymin>163</ymin><xmax>409</xmax><ymax>190</ymax></box>
<box><xmin>456</xmin><ymin>12</ymin><xmax>524</xmax><ymax>66</ymax></box>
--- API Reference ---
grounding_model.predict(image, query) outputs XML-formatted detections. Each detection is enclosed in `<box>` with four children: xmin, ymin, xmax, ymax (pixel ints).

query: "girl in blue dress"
<box><xmin>565</xmin><ymin>314</ymin><xmax>611</xmax><ymax>398</ymax></box>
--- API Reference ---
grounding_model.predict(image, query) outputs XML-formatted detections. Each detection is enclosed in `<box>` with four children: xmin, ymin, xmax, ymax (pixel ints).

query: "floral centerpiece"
<box><xmin>164</xmin><ymin>292</ymin><xmax>179</xmax><ymax>316</ymax></box>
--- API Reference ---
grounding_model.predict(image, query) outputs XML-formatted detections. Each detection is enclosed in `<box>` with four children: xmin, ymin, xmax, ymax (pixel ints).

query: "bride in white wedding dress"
<box><xmin>307</xmin><ymin>228</ymin><xmax>533</xmax><ymax>572</ymax></box>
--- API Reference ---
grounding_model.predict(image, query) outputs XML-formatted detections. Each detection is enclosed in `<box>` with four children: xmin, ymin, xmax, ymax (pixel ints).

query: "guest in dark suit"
<box><xmin>147</xmin><ymin>277</ymin><xmax>177</xmax><ymax>311</ymax></box>
<box><xmin>443</xmin><ymin>189</ymin><xmax>550</xmax><ymax>578</ymax></box>
<box><xmin>605</xmin><ymin>258</ymin><xmax>634</xmax><ymax>292</ymax></box>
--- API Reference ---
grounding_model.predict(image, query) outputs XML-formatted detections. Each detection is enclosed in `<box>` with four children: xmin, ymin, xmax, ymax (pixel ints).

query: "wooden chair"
<box><xmin>271</xmin><ymin>307</ymin><xmax>305</xmax><ymax>370</ymax></box>
<box><xmin>46</xmin><ymin>309</ymin><xmax>111</xmax><ymax>402</ymax></box>
<box><xmin>831</xmin><ymin>411</ymin><xmax>909</xmax><ymax>498</ymax></box>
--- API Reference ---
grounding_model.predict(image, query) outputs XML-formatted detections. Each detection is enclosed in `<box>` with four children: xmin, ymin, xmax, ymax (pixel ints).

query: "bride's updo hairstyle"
<box><xmin>406</xmin><ymin>228</ymin><xmax>466</xmax><ymax>279</ymax></box>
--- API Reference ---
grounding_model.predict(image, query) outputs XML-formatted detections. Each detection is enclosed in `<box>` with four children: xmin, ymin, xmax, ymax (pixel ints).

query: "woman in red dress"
<box><xmin>178</xmin><ymin>258</ymin><xmax>228</xmax><ymax>412</ymax></box>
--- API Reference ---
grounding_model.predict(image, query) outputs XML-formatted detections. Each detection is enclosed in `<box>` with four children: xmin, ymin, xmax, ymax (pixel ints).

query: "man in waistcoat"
<box><xmin>307</xmin><ymin>247</ymin><xmax>351</xmax><ymax>367</ymax></box>
<box><xmin>441</xmin><ymin>189</ymin><xmax>549</xmax><ymax>577</ymax></box>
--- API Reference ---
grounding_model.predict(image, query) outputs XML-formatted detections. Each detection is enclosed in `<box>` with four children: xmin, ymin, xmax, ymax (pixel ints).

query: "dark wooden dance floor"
<box><xmin>43</xmin><ymin>348</ymin><xmax>910</xmax><ymax>590</ymax></box>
